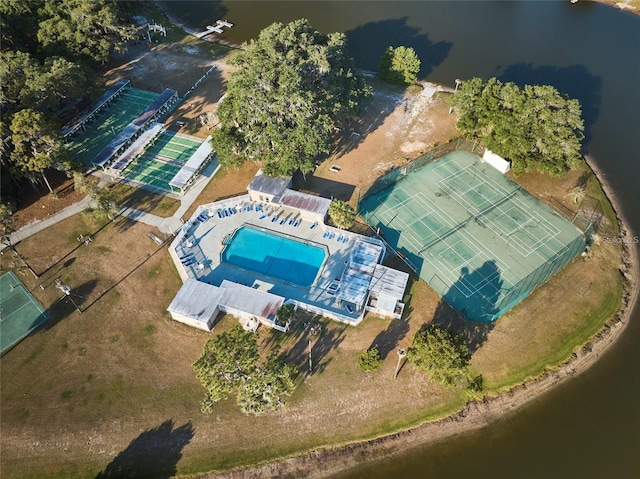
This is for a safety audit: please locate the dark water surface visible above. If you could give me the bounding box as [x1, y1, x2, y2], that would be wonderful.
[161, 2, 640, 477]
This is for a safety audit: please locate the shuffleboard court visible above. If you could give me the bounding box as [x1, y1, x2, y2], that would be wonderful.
[67, 88, 159, 164]
[359, 151, 587, 322]
[120, 131, 205, 194]
[0, 271, 48, 354]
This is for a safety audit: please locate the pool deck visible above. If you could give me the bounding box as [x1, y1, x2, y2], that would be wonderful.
[170, 196, 364, 323]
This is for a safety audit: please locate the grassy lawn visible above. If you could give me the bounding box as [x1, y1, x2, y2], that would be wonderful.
[0, 70, 627, 478]
[106, 182, 180, 217]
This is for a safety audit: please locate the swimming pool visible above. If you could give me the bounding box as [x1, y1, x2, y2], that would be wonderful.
[221, 226, 326, 288]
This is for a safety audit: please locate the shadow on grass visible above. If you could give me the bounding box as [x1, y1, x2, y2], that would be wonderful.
[266, 316, 347, 378]
[95, 419, 194, 479]
[368, 317, 410, 360]
[82, 240, 168, 312]
[37, 220, 112, 277]
[429, 300, 483, 353]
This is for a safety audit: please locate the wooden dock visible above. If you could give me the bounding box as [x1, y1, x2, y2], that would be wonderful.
[194, 20, 234, 39]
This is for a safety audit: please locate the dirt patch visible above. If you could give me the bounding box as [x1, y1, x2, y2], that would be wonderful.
[306, 83, 459, 203]
[11, 171, 85, 230]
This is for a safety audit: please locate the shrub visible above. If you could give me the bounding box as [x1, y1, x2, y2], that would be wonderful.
[328, 199, 356, 229]
[358, 347, 382, 372]
[407, 325, 470, 387]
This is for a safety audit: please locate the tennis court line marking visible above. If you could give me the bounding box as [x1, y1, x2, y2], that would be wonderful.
[435, 162, 565, 260]
[374, 187, 510, 294]
[370, 185, 515, 298]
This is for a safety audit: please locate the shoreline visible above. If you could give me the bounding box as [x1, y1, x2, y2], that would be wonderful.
[194, 157, 639, 479]
[154, 1, 244, 50]
[150, 8, 640, 479]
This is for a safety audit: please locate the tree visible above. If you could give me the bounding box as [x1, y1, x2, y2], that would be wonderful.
[37, 0, 136, 63]
[450, 77, 584, 176]
[212, 18, 371, 176]
[9, 109, 71, 193]
[407, 325, 470, 388]
[275, 304, 295, 328]
[73, 172, 120, 220]
[378, 46, 421, 85]
[357, 347, 382, 372]
[193, 325, 298, 415]
[0, 1, 40, 53]
[328, 199, 356, 229]
[0, 202, 15, 247]
[236, 352, 297, 415]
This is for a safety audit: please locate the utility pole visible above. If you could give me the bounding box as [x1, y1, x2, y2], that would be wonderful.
[394, 348, 407, 379]
[449, 78, 462, 114]
[56, 279, 82, 314]
[308, 339, 312, 374]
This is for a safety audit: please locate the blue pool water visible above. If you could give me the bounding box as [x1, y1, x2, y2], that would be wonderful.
[221, 226, 326, 287]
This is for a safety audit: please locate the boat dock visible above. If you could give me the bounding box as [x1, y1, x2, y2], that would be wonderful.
[195, 20, 234, 39]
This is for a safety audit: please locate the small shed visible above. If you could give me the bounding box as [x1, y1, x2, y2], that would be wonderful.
[247, 169, 291, 204]
[167, 279, 223, 331]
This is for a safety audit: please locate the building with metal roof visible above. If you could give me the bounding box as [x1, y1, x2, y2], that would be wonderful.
[247, 169, 291, 203]
[167, 279, 224, 331]
[167, 279, 288, 332]
[169, 136, 214, 194]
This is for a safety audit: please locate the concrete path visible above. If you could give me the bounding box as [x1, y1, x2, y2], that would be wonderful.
[3, 159, 220, 248]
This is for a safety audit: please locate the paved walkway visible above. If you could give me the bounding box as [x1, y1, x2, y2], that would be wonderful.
[3, 159, 220, 249]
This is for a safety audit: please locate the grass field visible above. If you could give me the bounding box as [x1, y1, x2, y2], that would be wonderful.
[0, 159, 624, 478]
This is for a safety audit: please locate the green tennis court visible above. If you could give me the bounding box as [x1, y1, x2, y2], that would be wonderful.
[359, 151, 587, 323]
[67, 88, 159, 164]
[0, 271, 48, 354]
[120, 131, 203, 193]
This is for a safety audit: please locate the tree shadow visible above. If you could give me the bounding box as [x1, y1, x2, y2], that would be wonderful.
[95, 419, 194, 479]
[114, 216, 138, 233]
[293, 171, 355, 202]
[368, 317, 409, 360]
[345, 17, 453, 78]
[282, 318, 347, 378]
[498, 63, 602, 146]
[13, 169, 74, 212]
[431, 260, 502, 353]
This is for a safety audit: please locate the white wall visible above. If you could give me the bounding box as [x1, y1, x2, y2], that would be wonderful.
[482, 149, 511, 174]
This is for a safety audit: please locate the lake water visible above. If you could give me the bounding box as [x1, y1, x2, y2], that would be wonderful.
[160, 1, 640, 477]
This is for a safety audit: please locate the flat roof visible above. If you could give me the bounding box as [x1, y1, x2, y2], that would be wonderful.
[369, 264, 409, 300]
[279, 190, 331, 217]
[169, 136, 213, 189]
[247, 169, 290, 197]
[335, 239, 384, 306]
[219, 280, 283, 321]
[167, 279, 223, 323]
[110, 122, 165, 172]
